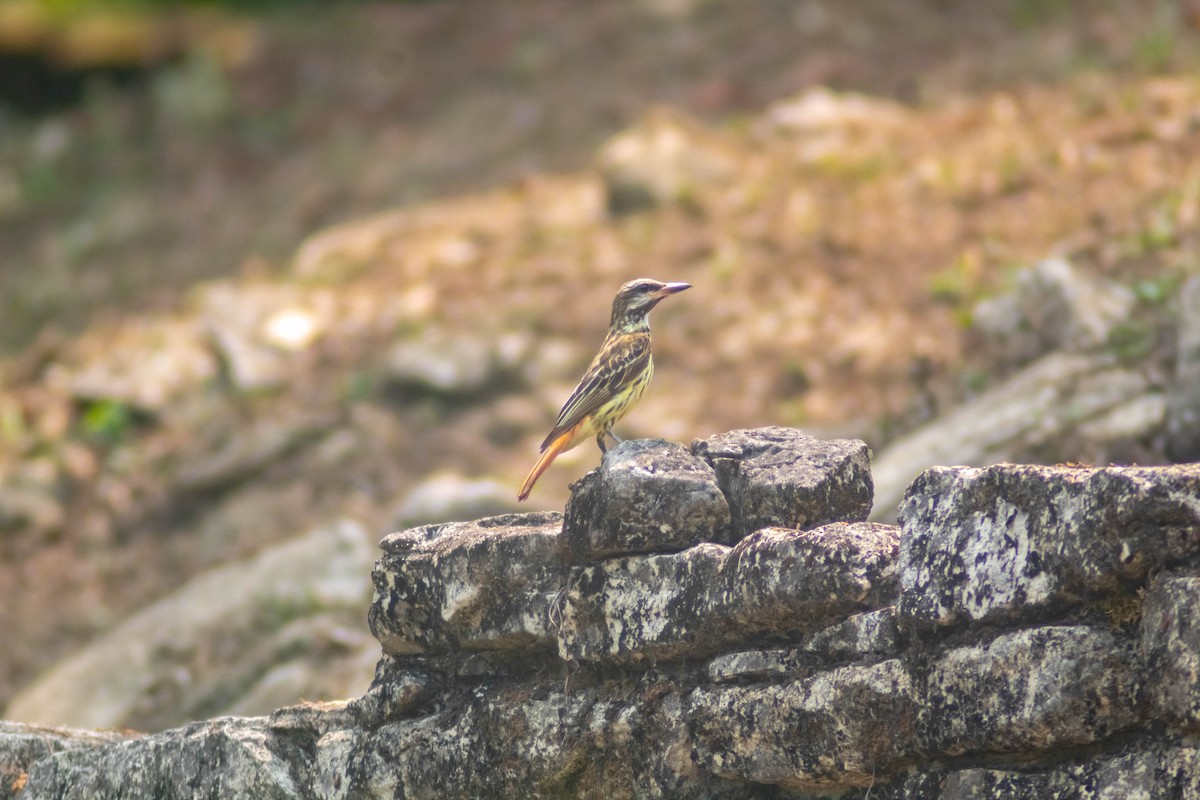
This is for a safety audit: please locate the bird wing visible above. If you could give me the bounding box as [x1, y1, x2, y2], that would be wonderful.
[540, 332, 651, 451]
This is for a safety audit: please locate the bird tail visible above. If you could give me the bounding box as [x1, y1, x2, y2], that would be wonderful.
[517, 423, 580, 501]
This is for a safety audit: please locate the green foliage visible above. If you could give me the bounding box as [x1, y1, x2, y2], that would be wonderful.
[1106, 319, 1157, 361]
[153, 50, 234, 126]
[1132, 274, 1177, 306]
[0, 402, 27, 445]
[1134, 26, 1176, 73]
[341, 370, 378, 404]
[1012, 0, 1068, 30]
[79, 398, 135, 445]
[928, 251, 982, 308]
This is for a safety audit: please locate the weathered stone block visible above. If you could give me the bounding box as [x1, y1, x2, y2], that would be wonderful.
[938, 746, 1200, 800]
[1140, 572, 1200, 731]
[369, 512, 566, 656]
[899, 464, 1200, 628]
[919, 626, 1139, 757]
[723, 523, 897, 620]
[557, 542, 726, 664]
[563, 438, 732, 560]
[558, 521, 898, 664]
[20, 717, 306, 800]
[0, 722, 129, 800]
[316, 676, 756, 800]
[690, 659, 918, 790]
[799, 605, 899, 663]
[691, 427, 873, 536]
[707, 607, 899, 683]
[707, 647, 799, 683]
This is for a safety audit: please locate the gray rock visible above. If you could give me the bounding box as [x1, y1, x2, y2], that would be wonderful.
[317, 676, 753, 800]
[198, 282, 332, 393]
[557, 521, 898, 664]
[557, 541, 726, 664]
[175, 410, 337, 494]
[707, 648, 800, 683]
[369, 512, 566, 656]
[598, 109, 738, 215]
[707, 607, 898, 683]
[0, 722, 129, 800]
[390, 471, 521, 528]
[761, 87, 907, 135]
[939, 746, 1199, 800]
[898, 463, 1200, 628]
[563, 438, 732, 560]
[13, 432, 1200, 799]
[4, 520, 374, 733]
[870, 352, 1159, 522]
[971, 257, 1136, 365]
[19, 716, 311, 800]
[384, 329, 530, 397]
[1168, 275, 1200, 462]
[691, 426, 873, 536]
[798, 605, 899, 663]
[1140, 572, 1200, 730]
[46, 316, 218, 412]
[919, 626, 1139, 757]
[839, 772, 946, 800]
[938, 767, 1074, 799]
[691, 658, 917, 790]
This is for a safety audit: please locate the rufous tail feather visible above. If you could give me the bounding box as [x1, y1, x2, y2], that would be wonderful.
[517, 423, 581, 501]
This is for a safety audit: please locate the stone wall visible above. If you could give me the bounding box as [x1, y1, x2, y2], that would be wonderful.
[5, 426, 1200, 799]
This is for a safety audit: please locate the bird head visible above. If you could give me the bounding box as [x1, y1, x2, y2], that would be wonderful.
[610, 279, 691, 332]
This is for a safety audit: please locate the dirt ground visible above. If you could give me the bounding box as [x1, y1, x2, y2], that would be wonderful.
[1, 0, 1198, 709]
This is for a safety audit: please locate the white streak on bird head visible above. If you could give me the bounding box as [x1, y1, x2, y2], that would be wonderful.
[609, 279, 691, 333]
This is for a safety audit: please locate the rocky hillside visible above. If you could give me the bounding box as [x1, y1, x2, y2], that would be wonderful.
[4, 427, 1200, 798]
[2, 0, 1199, 736]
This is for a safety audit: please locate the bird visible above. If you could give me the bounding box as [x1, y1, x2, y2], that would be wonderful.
[517, 278, 691, 501]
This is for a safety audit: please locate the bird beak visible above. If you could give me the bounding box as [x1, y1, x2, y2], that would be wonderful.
[654, 282, 691, 299]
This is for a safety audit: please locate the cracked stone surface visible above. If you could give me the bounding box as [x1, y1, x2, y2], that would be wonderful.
[919, 626, 1140, 757]
[369, 512, 567, 656]
[1140, 571, 1200, 731]
[691, 427, 873, 536]
[898, 463, 1200, 628]
[9, 437, 1200, 799]
[557, 521, 899, 664]
[563, 438, 732, 560]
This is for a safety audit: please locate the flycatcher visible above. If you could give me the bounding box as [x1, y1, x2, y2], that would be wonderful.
[518, 278, 691, 501]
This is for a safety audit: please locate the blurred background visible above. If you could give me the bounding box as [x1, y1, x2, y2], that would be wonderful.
[1, 0, 1198, 732]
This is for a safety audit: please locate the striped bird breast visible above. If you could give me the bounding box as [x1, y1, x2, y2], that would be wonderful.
[595, 354, 653, 426]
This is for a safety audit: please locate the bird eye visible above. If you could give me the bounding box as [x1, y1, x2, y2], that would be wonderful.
[639, 284, 655, 293]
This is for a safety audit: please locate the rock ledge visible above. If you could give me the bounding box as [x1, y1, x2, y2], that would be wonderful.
[5, 427, 1200, 799]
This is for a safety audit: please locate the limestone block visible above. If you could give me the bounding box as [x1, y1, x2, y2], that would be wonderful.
[19, 717, 308, 800]
[563, 439, 732, 560]
[707, 606, 898, 683]
[690, 659, 918, 790]
[691, 427, 873, 536]
[938, 746, 1200, 800]
[558, 521, 898, 664]
[0, 722, 129, 800]
[369, 512, 566, 656]
[920, 626, 1139, 757]
[899, 463, 1200, 628]
[315, 676, 756, 800]
[799, 605, 899, 663]
[1140, 572, 1200, 730]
